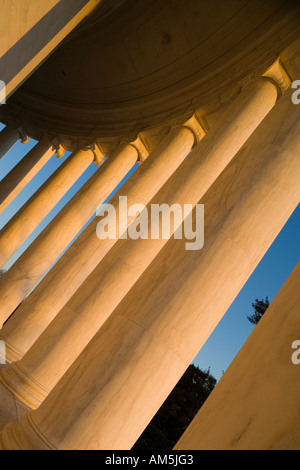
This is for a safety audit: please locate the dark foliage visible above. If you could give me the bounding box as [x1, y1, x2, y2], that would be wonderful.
[247, 297, 270, 325]
[133, 364, 216, 451]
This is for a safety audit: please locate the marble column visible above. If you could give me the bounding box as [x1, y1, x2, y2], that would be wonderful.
[0, 139, 58, 214]
[175, 261, 300, 450]
[1, 0, 101, 99]
[0, 125, 27, 160]
[0, 83, 298, 450]
[0, 140, 144, 326]
[0, 76, 276, 363]
[0, 76, 281, 408]
[0, 146, 98, 268]
[0, 118, 200, 359]
[0, 119, 202, 355]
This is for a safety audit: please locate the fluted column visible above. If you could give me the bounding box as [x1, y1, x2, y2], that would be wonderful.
[0, 146, 98, 268]
[0, 120, 200, 368]
[0, 125, 27, 160]
[0, 77, 280, 408]
[0, 140, 144, 326]
[175, 261, 300, 450]
[0, 76, 277, 364]
[0, 83, 298, 450]
[0, 119, 202, 354]
[0, 139, 58, 214]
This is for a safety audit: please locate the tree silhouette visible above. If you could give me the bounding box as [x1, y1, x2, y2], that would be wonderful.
[133, 365, 216, 450]
[247, 296, 270, 325]
[134, 295, 272, 450]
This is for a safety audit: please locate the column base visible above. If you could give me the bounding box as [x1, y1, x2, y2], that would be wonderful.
[0, 365, 30, 432]
[0, 363, 48, 410]
[0, 413, 55, 450]
[0, 337, 23, 364]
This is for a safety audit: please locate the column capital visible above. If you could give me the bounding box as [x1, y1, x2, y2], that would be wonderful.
[129, 135, 149, 164]
[17, 125, 29, 144]
[52, 138, 66, 159]
[263, 58, 292, 95]
[83, 143, 105, 166]
[183, 115, 206, 147]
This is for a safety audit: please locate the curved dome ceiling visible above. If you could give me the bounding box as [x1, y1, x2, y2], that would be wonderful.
[2, 0, 300, 148]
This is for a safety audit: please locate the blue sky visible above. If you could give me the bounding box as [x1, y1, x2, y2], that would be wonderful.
[0, 124, 138, 274]
[193, 205, 300, 381]
[0, 123, 299, 382]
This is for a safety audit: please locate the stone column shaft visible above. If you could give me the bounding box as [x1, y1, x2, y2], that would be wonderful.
[0, 139, 56, 214]
[175, 261, 300, 451]
[0, 123, 198, 355]
[0, 126, 23, 160]
[0, 142, 141, 326]
[0, 77, 280, 407]
[0, 0, 101, 99]
[0, 84, 298, 450]
[0, 147, 95, 269]
[0, 77, 276, 363]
